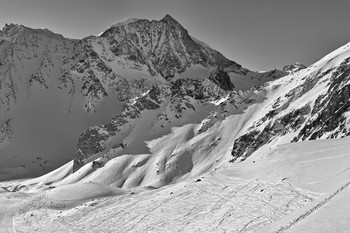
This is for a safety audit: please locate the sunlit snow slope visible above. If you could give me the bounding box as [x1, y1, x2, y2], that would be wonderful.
[2, 135, 350, 232]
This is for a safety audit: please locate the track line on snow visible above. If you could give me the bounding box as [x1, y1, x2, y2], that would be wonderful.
[12, 214, 17, 233]
[275, 179, 350, 232]
[0, 196, 20, 233]
[297, 152, 350, 164]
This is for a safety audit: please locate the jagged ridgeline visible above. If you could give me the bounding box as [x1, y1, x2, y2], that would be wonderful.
[0, 15, 286, 181]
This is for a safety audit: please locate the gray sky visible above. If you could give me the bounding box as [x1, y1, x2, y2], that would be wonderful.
[1, 0, 350, 71]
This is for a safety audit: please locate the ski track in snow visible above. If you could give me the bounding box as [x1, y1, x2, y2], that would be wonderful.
[0, 191, 42, 233]
[276, 178, 350, 232]
[9, 176, 319, 233]
[297, 152, 350, 164]
[0, 204, 14, 233]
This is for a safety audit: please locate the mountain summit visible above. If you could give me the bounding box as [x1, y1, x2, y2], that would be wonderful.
[100, 15, 239, 79]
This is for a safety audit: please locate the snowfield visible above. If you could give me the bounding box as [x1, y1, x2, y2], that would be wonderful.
[1, 136, 350, 232]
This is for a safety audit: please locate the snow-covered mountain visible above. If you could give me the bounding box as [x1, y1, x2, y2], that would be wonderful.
[0, 16, 284, 181]
[2, 14, 350, 232]
[100, 14, 240, 79]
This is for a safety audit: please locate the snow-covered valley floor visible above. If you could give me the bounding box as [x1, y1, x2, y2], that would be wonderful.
[8, 176, 319, 233]
[2, 137, 350, 232]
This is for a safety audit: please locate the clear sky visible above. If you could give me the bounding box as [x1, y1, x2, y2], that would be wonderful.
[1, 0, 350, 71]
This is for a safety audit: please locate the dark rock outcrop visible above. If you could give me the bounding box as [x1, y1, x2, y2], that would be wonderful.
[293, 57, 350, 141]
[209, 69, 234, 91]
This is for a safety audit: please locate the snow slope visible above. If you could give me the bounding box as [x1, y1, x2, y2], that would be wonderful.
[288, 187, 350, 232]
[2, 135, 350, 232]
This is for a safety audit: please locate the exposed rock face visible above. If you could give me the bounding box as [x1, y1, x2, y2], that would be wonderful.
[294, 57, 350, 141]
[209, 69, 234, 91]
[100, 15, 240, 79]
[0, 23, 82, 115]
[0, 119, 13, 144]
[231, 105, 311, 162]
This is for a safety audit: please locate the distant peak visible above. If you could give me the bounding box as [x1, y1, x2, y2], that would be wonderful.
[2, 23, 22, 31]
[101, 15, 185, 38]
[1, 23, 24, 37]
[161, 14, 180, 24]
[34, 28, 65, 39]
[0, 23, 65, 40]
[162, 14, 175, 21]
[107, 15, 182, 29]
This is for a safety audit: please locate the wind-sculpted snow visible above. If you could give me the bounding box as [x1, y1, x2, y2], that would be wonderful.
[4, 133, 350, 232]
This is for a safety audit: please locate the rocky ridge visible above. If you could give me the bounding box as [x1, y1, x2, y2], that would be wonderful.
[231, 43, 350, 162]
[100, 15, 240, 79]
